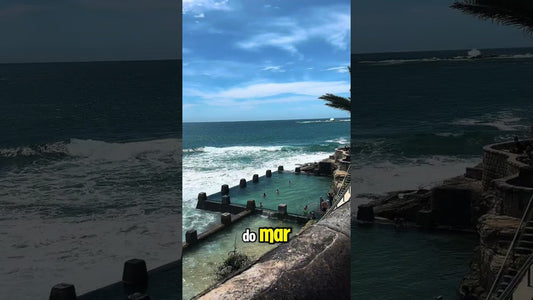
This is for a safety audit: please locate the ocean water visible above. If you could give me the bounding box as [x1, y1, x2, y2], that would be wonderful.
[204, 171, 332, 215]
[182, 119, 350, 238]
[182, 216, 304, 299]
[352, 47, 533, 298]
[0, 60, 182, 298]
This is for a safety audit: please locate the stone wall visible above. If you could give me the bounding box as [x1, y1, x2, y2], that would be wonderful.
[195, 202, 351, 300]
[482, 142, 525, 190]
[493, 178, 533, 218]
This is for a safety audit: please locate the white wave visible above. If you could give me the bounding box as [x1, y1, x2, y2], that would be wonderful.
[182, 148, 332, 235]
[0, 137, 182, 298]
[506, 53, 533, 59]
[325, 137, 349, 144]
[352, 155, 480, 206]
[0, 142, 68, 158]
[297, 119, 350, 124]
[66, 138, 180, 161]
[199, 145, 284, 154]
[435, 132, 464, 137]
[451, 111, 526, 131]
[0, 215, 180, 298]
[0, 138, 181, 161]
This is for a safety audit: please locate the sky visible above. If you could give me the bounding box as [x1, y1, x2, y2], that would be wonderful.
[182, 0, 351, 122]
[353, 0, 533, 54]
[0, 0, 180, 63]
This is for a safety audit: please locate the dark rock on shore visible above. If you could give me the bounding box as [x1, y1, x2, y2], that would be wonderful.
[354, 175, 487, 230]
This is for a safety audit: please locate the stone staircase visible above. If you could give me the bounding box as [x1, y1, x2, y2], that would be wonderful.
[333, 166, 351, 205]
[487, 194, 533, 299]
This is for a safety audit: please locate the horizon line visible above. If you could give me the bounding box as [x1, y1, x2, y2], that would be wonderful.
[352, 45, 533, 56]
[183, 117, 351, 123]
[0, 58, 181, 65]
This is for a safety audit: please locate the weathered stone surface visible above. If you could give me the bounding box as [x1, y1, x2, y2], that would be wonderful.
[221, 184, 229, 196]
[464, 214, 520, 295]
[318, 160, 334, 176]
[365, 190, 431, 222]
[221, 213, 232, 225]
[197, 204, 350, 300]
[318, 202, 350, 236]
[356, 204, 375, 222]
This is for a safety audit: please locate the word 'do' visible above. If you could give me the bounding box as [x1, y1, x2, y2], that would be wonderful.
[241, 227, 292, 244]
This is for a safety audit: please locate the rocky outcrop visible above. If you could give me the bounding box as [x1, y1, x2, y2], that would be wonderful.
[461, 214, 519, 298]
[354, 175, 487, 230]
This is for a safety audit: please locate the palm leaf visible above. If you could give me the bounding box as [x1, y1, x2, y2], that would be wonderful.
[319, 93, 351, 112]
[318, 66, 351, 113]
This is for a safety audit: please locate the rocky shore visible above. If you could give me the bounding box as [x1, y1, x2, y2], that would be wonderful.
[353, 140, 533, 299]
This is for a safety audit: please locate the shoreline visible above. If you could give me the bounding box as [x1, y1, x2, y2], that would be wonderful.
[354, 138, 533, 299]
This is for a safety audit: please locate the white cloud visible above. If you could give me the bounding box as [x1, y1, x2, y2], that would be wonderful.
[183, 60, 258, 78]
[200, 95, 320, 107]
[194, 13, 205, 18]
[262, 65, 285, 72]
[326, 66, 349, 73]
[194, 80, 349, 100]
[236, 7, 350, 55]
[183, 0, 230, 14]
[183, 103, 197, 109]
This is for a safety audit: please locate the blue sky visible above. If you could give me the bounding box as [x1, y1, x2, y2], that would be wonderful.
[182, 0, 351, 122]
[353, 0, 533, 54]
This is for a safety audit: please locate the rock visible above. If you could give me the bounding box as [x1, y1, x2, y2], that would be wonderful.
[468, 214, 520, 292]
[367, 190, 431, 222]
[356, 204, 374, 222]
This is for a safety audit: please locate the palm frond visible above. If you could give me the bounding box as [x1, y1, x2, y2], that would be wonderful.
[318, 65, 351, 113]
[319, 93, 351, 112]
[451, 1, 533, 33]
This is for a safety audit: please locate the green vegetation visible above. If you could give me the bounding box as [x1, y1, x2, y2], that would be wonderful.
[214, 235, 252, 281]
[215, 251, 252, 281]
[319, 66, 351, 113]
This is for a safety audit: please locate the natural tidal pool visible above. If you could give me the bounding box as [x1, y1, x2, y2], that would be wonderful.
[182, 215, 304, 299]
[351, 223, 477, 299]
[205, 171, 332, 215]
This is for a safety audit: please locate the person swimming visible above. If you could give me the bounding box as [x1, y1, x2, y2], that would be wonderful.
[276, 189, 279, 194]
[263, 193, 266, 197]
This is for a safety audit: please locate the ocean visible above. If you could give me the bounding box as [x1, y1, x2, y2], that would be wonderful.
[0, 60, 182, 298]
[182, 119, 350, 237]
[351, 47, 533, 298]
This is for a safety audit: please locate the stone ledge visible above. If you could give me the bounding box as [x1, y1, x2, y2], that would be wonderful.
[196, 204, 350, 300]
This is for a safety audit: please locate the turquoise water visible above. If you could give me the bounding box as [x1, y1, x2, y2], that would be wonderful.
[206, 171, 332, 215]
[182, 119, 349, 237]
[352, 224, 477, 299]
[183, 216, 304, 299]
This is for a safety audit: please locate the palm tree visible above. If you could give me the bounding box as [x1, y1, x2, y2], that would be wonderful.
[318, 66, 351, 113]
[451, 0, 533, 33]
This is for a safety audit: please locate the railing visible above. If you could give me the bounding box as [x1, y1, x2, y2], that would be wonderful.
[323, 165, 351, 218]
[487, 191, 533, 299]
[497, 254, 533, 300]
